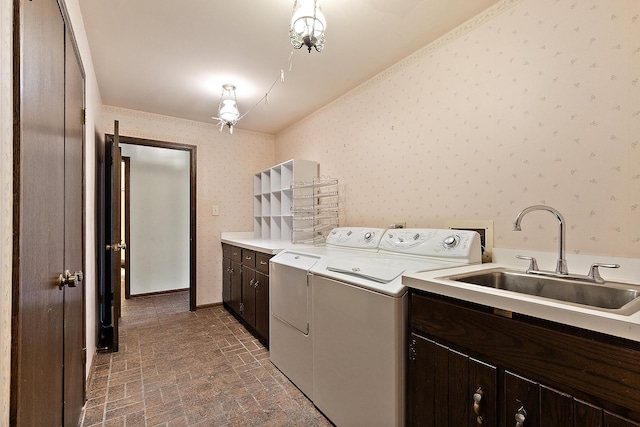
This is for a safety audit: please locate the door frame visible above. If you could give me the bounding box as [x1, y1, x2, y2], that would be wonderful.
[122, 156, 131, 299]
[104, 134, 197, 311]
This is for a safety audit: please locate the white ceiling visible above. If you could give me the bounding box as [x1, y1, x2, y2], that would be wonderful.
[79, 0, 499, 135]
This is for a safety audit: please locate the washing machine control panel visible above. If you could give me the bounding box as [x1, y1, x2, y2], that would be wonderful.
[379, 228, 482, 261]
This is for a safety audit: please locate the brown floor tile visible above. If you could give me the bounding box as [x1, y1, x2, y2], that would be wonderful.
[80, 290, 331, 427]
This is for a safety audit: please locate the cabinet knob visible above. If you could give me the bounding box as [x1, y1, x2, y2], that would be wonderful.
[254, 280, 260, 289]
[514, 406, 527, 427]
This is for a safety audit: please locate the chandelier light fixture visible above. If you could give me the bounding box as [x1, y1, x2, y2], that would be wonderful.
[290, 0, 326, 53]
[215, 84, 240, 134]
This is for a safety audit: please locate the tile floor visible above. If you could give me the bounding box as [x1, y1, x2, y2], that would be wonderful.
[80, 291, 332, 426]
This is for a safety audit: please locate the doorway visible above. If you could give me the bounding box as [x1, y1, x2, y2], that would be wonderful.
[97, 134, 197, 352]
[120, 143, 191, 297]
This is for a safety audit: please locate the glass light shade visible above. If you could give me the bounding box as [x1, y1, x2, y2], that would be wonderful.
[219, 100, 239, 122]
[216, 84, 240, 133]
[290, 0, 326, 52]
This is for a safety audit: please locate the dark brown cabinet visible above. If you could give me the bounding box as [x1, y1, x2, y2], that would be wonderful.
[408, 334, 497, 427]
[408, 291, 640, 427]
[222, 244, 242, 314]
[222, 244, 272, 347]
[254, 261, 270, 343]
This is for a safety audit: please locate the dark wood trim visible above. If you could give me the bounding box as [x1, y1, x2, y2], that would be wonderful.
[123, 156, 131, 300]
[105, 134, 197, 311]
[127, 288, 189, 298]
[57, 0, 86, 80]
[190, 143, 197, 312]
[10, 0, 22, 423]
[197, 302, 224, 310]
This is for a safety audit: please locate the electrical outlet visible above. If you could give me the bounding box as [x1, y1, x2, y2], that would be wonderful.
[390, 222, 406, 229]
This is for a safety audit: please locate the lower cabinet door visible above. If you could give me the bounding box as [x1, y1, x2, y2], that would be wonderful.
[230, 260, 242, 314]
[468, 358, 497, 427]
[505, 371, 540, 427]
[254, 270, 269, 344]
[407, 334, 497, 427]
[241, 267, 256, 326]
[604, 412, 640, 427]
[222, 257, 231, 305]
[540, 386, 574, 427]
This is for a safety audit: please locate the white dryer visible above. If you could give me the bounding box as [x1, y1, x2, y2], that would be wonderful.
[310, 228, 482, 427]
[269, 227, 386, 399]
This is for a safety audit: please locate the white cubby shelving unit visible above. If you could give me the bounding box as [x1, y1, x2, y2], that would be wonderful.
[290, 177, 339, 244]
[253, 159, 318, 240]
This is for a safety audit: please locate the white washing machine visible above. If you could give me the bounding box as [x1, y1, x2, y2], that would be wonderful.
[310, 228, 482, 427]
[269, 227, 386, 399]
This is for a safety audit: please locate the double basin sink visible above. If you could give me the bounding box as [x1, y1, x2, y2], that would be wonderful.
[439, 268, 640, 315]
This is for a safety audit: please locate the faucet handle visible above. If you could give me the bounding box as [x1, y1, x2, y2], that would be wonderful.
[516, 255, 539, 273]
[587, 263, 620, 284]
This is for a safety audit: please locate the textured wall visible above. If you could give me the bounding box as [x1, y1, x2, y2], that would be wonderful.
[102, 106, 275, 305]
[276, 0, 640, 259]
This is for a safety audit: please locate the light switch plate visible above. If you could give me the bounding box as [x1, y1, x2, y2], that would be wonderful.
[212, 204, 219, 216]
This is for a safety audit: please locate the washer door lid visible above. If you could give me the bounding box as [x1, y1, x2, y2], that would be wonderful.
[325, 259, 404, 283]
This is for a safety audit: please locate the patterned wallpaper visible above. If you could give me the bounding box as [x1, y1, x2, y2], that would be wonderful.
[0, 0, 12, 420]
[276, 0, 640, 259]
[102, 106, 275, 305]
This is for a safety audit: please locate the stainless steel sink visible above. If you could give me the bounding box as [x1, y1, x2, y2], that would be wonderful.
[440, 268, 640, 314]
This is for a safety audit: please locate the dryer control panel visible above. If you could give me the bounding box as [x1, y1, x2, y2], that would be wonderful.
[325, 227, 386, 250]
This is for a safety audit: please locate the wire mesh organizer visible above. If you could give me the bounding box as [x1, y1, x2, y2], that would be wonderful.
[290, 177, 339, 244]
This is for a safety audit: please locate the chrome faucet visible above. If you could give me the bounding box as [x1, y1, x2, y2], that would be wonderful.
[513, 205, 568, 275]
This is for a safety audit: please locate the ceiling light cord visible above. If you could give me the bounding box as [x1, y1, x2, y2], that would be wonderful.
[236, 51, 294, 123]
[214, 51, 296, 133]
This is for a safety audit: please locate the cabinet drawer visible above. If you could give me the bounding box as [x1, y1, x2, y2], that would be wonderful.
[229, 246, 242, 263]
[242, 249, 256, 268]
[222, 243, 231, 259]
[256, 253, 272, 274]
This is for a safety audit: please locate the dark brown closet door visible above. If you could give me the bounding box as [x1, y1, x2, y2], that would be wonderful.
[63, 26, 86, 426]
[12, 0, 66, 424]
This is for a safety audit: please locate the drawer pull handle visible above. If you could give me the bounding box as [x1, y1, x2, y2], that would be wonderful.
[260, 261, 268, 265]
[246, 256, 252, 260]
[473, 387, 483, 425]
[515, 406, 526, 427]
[408, 339, 416, 361]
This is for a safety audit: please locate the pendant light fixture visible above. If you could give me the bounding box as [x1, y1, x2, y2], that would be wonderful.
[215, 84, 240, 134]
[290, 0, 326, 53]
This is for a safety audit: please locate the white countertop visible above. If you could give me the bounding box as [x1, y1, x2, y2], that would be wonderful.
[403, 262, 640, 343]
[222, 234, 640, 342]
[221, 232, 311, 254]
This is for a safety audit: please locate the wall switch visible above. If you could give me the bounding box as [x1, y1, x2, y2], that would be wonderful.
[212, 204, 219, 216]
